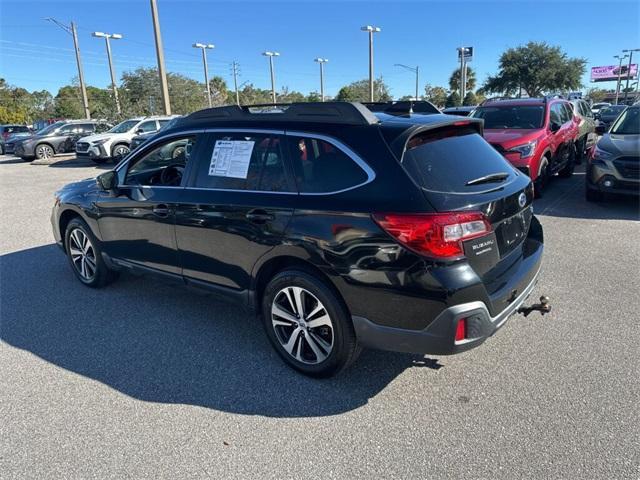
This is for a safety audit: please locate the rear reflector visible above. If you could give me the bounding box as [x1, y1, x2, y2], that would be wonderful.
[455, 318, 467, 342]
[372, 211, 491, 259]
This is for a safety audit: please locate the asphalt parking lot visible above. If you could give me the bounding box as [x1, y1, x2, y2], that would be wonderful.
[1, 154, 639, 479]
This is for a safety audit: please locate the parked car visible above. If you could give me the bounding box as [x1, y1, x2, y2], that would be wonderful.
[442, 106, 476, 116]
[129, 116, 183, 152]
[586, 104, 639, 201]
[569, 99, 597, 161]
[591, 102, 611, 116]
[52, 102, 545, 377]
[13, 120, 111, 161]
[0, 125, 32, 154]
[470, 97, 579, 195]
[76, 116, 178, 163]
[595, 105, 627, 131]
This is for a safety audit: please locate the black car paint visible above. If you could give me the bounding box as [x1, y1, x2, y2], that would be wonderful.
[52, 108, 544, 356]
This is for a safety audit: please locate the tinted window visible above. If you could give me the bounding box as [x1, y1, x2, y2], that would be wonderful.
[470, 105, 544, 129]
[192, 132, 293, 192]
[401, 128, 517, 193]
[611, 107, 640, 134]
[287, 136, 368, 193]
[138, 120, 158, 133]
[561, 104, 573, 122]
[124, 135, 198, 186]
[550, 104, 563, 125]
[58, 124, 76, 134]
[77, 123, 95, 133]
[95, 123, 111, 133]
[4, 126, 29, 133]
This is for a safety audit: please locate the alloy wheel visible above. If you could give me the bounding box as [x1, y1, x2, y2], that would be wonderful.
[271, 286, 334, 365]
[36, 145, 53, 159]
[113, 145, 130, 159]
[68, 228, 97, 281]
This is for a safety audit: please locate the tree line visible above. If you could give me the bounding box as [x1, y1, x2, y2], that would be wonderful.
[0, 42, 589, 124]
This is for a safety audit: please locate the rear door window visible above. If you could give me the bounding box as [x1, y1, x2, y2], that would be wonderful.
[286, 136, 368, 193]
[192, 132, 294, 193]
[401, 127, 517, 193]
[138, 120, 158, 133]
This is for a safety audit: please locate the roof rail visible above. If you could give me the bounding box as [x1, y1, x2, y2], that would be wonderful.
[361, 100, 439, 114]
[185, 102, 380, 126]
[479, 96, 514, 106]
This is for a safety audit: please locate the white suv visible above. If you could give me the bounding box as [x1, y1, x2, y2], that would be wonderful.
[76, 116, 177, 163]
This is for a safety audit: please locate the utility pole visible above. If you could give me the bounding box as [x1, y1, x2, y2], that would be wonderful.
[394, 64, 419, 100]
[262, 51, 279, 103]
[92, 31, 123, 115]
[231, 61, 240, 106]
[458, 47, 466, 106]
[193, 43, 214, 107]
[622, 48, 640, 104]
[45, 18, 90, 119]
[614, 54, 628, 105]
[361, 26, 381, 102]
[149, 0, 171, 114]
[314, 58, 328, 102]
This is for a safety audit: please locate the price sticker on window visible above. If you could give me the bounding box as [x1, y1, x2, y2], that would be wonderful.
[208, 140, 255, 178]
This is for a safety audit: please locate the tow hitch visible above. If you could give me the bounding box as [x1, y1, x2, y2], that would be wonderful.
[518, 296, 551, 317]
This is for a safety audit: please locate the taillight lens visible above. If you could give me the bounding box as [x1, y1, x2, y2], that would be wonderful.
[372, 211, 491, 259]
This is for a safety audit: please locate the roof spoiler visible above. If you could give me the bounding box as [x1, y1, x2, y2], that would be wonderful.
[185, 102, 380, 126]
[361, 100, 439, 114]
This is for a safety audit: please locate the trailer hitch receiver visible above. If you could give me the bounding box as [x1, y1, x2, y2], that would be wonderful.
[517, 296, 551, 317]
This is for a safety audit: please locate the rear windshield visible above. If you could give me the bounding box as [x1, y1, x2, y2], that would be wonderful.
[401, 127, 517, 193]
[471, 105, 545, 129]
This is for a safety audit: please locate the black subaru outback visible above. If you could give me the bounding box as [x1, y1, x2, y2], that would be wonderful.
[51, 102, 545, 377]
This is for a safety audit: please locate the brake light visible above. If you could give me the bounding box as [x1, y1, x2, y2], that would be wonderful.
[372, 211, 491, 259]
[455, 318, 467, 342]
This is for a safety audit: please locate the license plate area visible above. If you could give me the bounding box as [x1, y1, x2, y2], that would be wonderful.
[496, 207, 532, 257]
[463, 232, 500, 275]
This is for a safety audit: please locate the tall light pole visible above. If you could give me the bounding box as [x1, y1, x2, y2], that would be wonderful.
[314, 58, 328, 102]
[193, 43, 215, 107]
[92, 31, 123, 115]
[394, 64, 419, 100]
[149, 0, 171, 115]
[614, 54, 628, 105]
[622, 48, 640, 104]
[361, 25, 381, 102]
[262, 51, 280, 103]
[45, 18, 90, 119]
[231, 61, 241, 106]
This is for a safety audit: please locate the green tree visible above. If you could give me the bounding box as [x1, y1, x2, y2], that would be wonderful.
[54, 85, 85, 118]
[423, 84, 448, 107]
[484, 41, 586, 97]
[306, 91, 322, 102]
[208, 76, 229, 106]
[445, 91, 461, 107]
[336, 78, 391, 102]
[449, 67, 476, 94]
[278, 87, 306, 103]
[463, 91, 477, 106]
[586, 88, 611, 103]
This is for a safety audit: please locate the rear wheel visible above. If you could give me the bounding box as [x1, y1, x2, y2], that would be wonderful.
[262, 270, 360, 377]
[574, 138, 585, 164]
[65, 217, 118, 288]
[35, 143, 54, 160]
[558, 144, 576, 178]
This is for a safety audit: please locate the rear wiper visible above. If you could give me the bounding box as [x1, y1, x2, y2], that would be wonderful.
[465, 172, 510, 186]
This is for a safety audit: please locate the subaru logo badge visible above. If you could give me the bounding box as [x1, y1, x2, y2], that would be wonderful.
[518, 192, 527, 208]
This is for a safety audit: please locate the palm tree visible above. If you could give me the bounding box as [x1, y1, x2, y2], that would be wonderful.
[448, 67, 476, 96]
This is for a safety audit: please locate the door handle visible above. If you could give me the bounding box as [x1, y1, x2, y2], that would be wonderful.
[246, 209, 274, 223]
[153, 204, 170, 217]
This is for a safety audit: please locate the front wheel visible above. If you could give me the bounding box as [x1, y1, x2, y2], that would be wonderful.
[65, 217, 118, 288]
[35, 143, 54, 160]
[262, 270, 360, 377]
[111, 144, 130, 162]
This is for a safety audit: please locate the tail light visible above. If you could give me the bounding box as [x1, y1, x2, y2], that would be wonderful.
[372, 211, 491, 259]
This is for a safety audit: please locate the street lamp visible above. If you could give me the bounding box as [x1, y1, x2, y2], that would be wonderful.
[314, 58, 328, 102]
[193, 43, 215, 107]
[394, 64, 419, 101]
[361, 25, 381, 102]
[92, 31, 123, 115]
[622, 48, 640, 103]
[614, 54, 629, 105]
[262, 51, 280, 103]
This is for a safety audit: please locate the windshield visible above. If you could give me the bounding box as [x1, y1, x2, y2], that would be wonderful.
[36, 122, 64, 136]
[471, 105, 544, 129]
[601, 106, 626, 116]
[108, 120, 139, 134]
[158, 117, 180, 131]
[610, 108, 640, 135]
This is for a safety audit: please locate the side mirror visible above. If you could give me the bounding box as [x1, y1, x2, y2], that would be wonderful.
[550, 122, 561, 133]
[595, 124, 607, 135]
[136, 128, 144, 135]
[97, 170, 118, 191]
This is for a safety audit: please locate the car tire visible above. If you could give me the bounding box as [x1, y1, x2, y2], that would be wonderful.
[575, 138, 585, 164]
[64, 217, 118, 288]
[111, 143, 130, 162]
[34, 143, 55, 160]
[262, 269, 361, 377]
[0, 144, 4, 155]
[585, 185, 604, 202]
[534, 157, 549, 198]
[558, 144, 576, 178]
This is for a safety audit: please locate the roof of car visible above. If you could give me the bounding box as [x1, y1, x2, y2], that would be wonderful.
[479, 98, 550, 107]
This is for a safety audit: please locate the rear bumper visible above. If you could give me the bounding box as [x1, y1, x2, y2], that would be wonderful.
[353, 265, 541, 355]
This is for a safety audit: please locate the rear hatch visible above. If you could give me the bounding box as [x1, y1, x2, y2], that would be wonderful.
[399, 124, 536, 311]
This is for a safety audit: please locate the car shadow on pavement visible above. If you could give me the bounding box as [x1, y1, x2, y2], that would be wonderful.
[47, 158, 114, 170]
[1, 244, 440, 418]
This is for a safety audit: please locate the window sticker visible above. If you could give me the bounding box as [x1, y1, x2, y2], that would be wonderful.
[208, 140, 255, 178]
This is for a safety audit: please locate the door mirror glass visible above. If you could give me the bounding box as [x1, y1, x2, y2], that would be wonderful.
[97, 170, 118, 191]
[136, 128, 144, 135]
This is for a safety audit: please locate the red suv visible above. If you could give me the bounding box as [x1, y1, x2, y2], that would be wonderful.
[470, 97, 579, 194]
